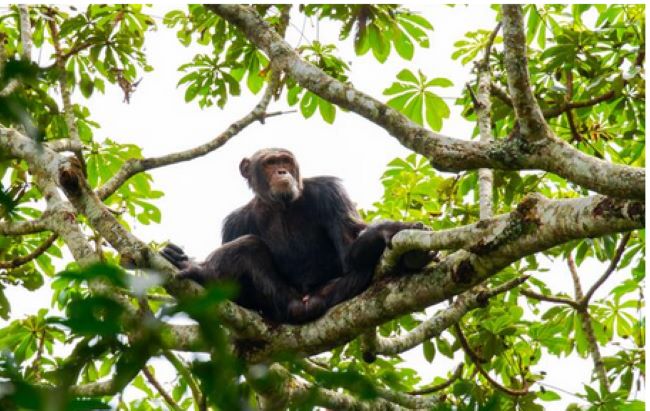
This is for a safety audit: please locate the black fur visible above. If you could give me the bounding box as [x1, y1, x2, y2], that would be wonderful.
[162, 151, 428, 324]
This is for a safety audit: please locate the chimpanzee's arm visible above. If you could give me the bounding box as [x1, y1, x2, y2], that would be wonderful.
[310, 177, 366, 269]
[221, 205, 257, 243]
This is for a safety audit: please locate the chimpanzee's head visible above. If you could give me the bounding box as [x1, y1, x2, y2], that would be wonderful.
[239, 148, 303, 205]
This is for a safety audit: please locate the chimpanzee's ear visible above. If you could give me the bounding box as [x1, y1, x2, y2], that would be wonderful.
[239, 158, 251, 179]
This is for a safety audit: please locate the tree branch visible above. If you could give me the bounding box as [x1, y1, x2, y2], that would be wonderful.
[407, 363, 463, 395]
[519, 289, 579, 308]
[161, 193, 642, 362]
[207, 4, 644, 200]
[18, 5, 32, 60]
[142, 365, 182, 411]
[299, 359, 443, 410]
[247, 363, 403, 411]
[46, 7, 86, 174]
[543, 90, 618, 118]
[96, 77, 283, 200]
[501, 5, 548, 141]
[0, 218, 50, 236]
[476, 23, 500, 220]
[456, 324, 529, 396]
[0, 233, 58, 269]
[162, 350, 205, 410]
[580, 232, 631, 305]
[368, 276, 528, 357]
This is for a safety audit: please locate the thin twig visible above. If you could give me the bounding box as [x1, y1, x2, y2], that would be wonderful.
[142, 365, 182, 411]
[455, 324, 529, 396]
[0, 233, 58, 269]
[567, 253, 585, 300]
[520, 289, 579, 308]
[481, 22, 502, 67]
[581, 232, 632, 305]
[163, 350, 205, 411]
[408, 363, 463, 395]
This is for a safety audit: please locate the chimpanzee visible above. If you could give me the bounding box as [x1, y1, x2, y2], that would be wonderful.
[161, 148, 428, 324]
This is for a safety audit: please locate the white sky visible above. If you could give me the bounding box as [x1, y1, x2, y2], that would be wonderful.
[4, 4, 643, 408]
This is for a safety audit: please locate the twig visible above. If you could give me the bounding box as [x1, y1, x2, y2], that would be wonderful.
[481, 22, 502, 68]
[567, 250, 611, 392]
[28, 330, 46, 380]
[465, 82, 479, 108]
[455, 324, 529, 396]
[453, 323, 487, 363]
[520, 289, 579, 308]
[567, 253, 585, 299]
[581, 232, 631, 305]
[300, 359, 442, 409]
[408, 363, 463, 395]
[163, 350, 205, 411]
[142, 365, 182, 411]
[0, 233, 58, 269]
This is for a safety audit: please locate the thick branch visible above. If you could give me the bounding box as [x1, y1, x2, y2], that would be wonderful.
[207, 4, 493, 172]
[501, 5, 548, 141]
[208, 4, 644, 200]
[0, 218, 50, 236]
[166, 194, 642, 362]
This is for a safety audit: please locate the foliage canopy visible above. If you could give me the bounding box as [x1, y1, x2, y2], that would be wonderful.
[0, 4, 645, 411]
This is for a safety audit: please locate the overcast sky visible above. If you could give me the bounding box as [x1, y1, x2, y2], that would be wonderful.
[5, 4, 642, 407]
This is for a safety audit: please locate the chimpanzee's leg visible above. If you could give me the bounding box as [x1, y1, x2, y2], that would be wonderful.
[304, 221, 432, 314]
[169, 235, 302, 323]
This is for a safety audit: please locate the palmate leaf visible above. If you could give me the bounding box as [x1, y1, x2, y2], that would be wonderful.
[383, 69, 452, 131]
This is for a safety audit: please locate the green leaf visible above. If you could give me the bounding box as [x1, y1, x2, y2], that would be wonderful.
[436, 337, 454, 358]
[369, 24, 390, 63]
[399, 13, 434, 30]
[300, 91, 318, 118]
[396, 69, 418, 84]
[79, 75, 95, 98]
[393, 30, 414, 60]
[402, 92, 423, 125]
[422, 339, 436, 362]
[318, 99, 336, 124]
[424, 92, 449, 131]
[386, 92, 415, 111]
[537, 390, 561, 401]
[425, 77, 453, 88]
[355, 29, 371, 56]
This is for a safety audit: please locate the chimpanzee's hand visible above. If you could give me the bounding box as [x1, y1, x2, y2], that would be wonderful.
[160, 242, 192, 270]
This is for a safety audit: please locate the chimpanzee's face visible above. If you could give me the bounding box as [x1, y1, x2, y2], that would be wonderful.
[261, 151, 300, 202]
[240, 148, 303, 205]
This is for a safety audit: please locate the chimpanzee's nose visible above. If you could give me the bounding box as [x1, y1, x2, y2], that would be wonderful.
[278, 169, 287, 175]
